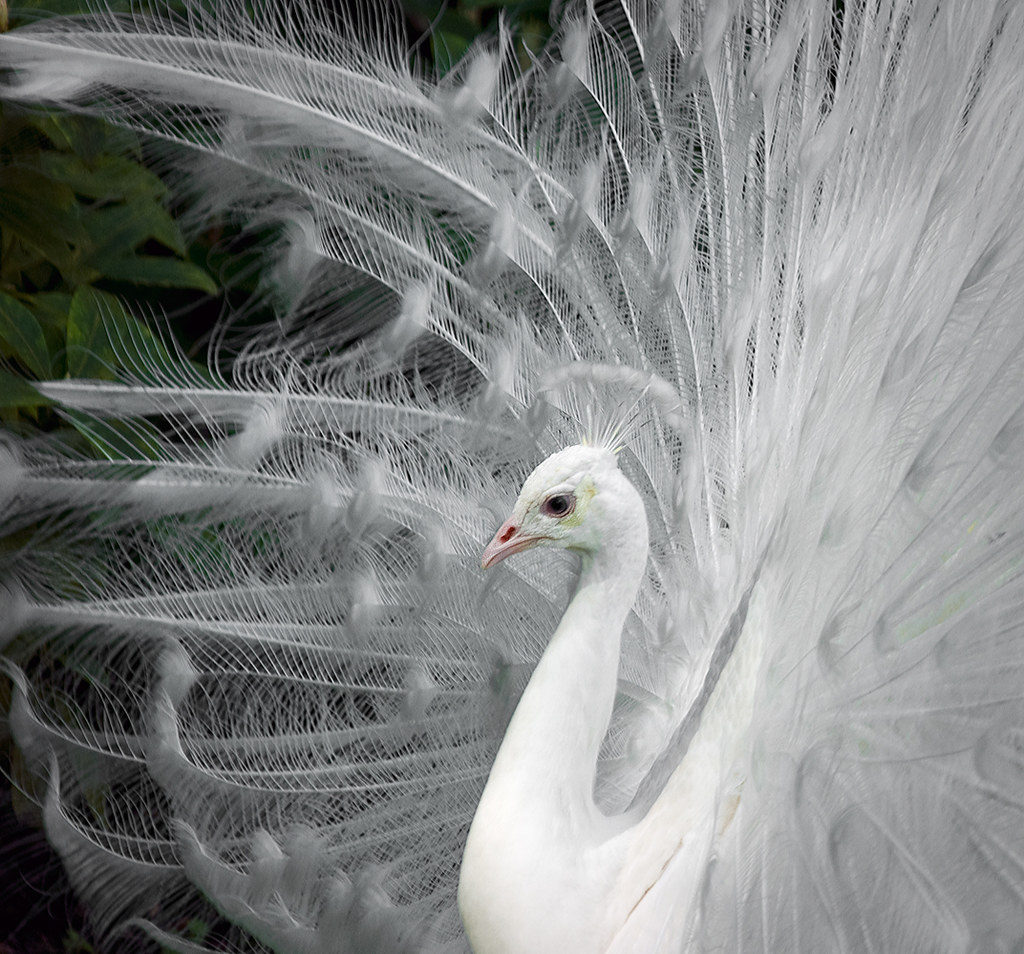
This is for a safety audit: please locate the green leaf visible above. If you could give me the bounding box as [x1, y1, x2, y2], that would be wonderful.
[22, 112, 80, 151]
[0, 292, 52, 377]
[0, 369, 54, 409]
[66, 287, 118, 379]
[65, 409, 164, 461]
[25, 293, 74, 375]
[66, 286, 215, 385]
[433, 29, 473, 71]
[20, 108, 139, 160]
[95, 255, 218, 294]
[81, 202, 187, 257]
[0, 167, 85, 271]
[36, 152, 167, 201]
[184, 919, 210, 944]
[61, 928, 96, 954]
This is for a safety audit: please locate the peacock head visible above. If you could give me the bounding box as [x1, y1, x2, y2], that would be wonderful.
[481, 444, 645, 569]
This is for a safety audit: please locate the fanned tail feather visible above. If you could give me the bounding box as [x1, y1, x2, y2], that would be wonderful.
[2, 0, 1023, 951]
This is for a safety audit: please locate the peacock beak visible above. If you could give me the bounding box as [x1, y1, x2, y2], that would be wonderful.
[481, 518, 544, 569]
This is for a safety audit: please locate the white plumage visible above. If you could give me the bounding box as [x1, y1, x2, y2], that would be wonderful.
[2, 1, 1024, 952]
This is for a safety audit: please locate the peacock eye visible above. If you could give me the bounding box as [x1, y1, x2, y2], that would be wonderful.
[541, 493, 575, 518]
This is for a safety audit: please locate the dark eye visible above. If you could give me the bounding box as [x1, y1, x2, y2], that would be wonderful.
[541, 493, 575, 518]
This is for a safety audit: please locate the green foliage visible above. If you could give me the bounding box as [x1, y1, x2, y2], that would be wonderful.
[184, 917, 211, 944]
[63, 927, 97, 954]
[0, 1, 553, 433]
[0, 104, 217, 428]
[401, 0, 554, 74]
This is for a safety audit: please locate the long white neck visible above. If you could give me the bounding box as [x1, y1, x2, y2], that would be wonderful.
[459, 514, 648, 954]
[489, 541, 647, 822]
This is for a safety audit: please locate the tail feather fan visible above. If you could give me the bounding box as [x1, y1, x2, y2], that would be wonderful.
[2, 0, 1024, 951]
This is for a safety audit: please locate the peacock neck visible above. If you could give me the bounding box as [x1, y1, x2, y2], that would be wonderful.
[459, 517, 648, 954]
[487, 539, 647, 825]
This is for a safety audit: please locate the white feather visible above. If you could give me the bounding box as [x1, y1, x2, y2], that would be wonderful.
[1, 0, 1023, 951]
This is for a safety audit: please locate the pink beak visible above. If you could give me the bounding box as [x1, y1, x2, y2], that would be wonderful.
[481, 518, 544, 569]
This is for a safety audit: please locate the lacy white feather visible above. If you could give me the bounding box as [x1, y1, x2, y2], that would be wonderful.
[2, 0, 1023, 951]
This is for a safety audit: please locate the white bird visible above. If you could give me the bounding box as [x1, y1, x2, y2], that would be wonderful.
[461, 446, 653, 954]
[2, 1, 1024, 952]
[460, 443, 758, 953]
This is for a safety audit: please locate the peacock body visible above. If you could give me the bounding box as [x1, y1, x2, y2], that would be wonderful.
[2, 0, 1024, 951]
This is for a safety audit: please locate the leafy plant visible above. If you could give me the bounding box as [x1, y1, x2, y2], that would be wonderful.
[0, 104, 217, 428]
[403, 0, 554, 72]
